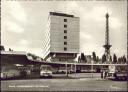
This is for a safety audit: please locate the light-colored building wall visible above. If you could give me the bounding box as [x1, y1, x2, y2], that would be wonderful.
[42, 12, 80, 62]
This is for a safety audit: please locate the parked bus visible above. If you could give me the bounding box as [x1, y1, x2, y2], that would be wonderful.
[1, 65, 21, 79]
[40, 65, 53, 78]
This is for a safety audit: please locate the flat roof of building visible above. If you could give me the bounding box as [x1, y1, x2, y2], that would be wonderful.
[1, 51, 26, 55]
[50, 12, 74, 17]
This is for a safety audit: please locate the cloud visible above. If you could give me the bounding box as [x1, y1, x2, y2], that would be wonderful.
[8, 1, 27, 23]
[80, 32, 92, 40]
[110, 17, 122, 29]
[19, 39, 29, 46]
[82, 6, 112, 22]
[1, 1, 27, 33]
[27, 48, 43, 57]
[82, 6, 122, 30]
[56, 1, 79, 15]
[5, 21, 24, 33]
[67, 1, 78, 10]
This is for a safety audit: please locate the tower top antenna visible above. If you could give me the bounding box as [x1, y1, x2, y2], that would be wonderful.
[106, 13, 109, 18]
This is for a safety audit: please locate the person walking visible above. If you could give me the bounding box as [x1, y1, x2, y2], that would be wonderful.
[103, 70, 105, 79]
[104, 70, 106, 78]
[105, 70, 108, 78]
[101, 70, 103, 79]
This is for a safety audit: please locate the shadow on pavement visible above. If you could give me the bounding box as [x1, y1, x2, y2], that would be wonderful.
[1, 74, 76, 81]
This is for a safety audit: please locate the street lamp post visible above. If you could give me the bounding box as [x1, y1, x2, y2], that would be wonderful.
[75, 60, 77, 77]
[91, 60, 94, 78]
[65, 54, 68, 77]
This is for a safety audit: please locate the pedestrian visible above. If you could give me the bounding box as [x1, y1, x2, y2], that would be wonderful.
[103, 70, 105, 79]
[101, 70, 103, 79]
[105, 70, 107, 78]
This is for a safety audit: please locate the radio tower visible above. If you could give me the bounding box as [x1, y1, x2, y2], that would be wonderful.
[103, 13, 112, 63]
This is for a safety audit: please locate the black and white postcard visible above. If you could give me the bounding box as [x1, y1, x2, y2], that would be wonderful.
[1, 0, 127, 91]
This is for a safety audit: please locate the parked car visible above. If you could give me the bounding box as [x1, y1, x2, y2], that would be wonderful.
[18, 66, 31, 77]
[114, 71, 127, 80]
[108, 65, 127, 80]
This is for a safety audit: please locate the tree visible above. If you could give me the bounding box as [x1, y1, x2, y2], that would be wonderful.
[92, 52, 96, 61]
[110, 56, 112, 62]
[41, 58, 44, 61]
[102, 54, 106, 63]
[27, 53, 32, 56]
[81, 53, 85, 61]
[78, 56, 81, 63]
[96, 56, 99, 63]
[122, 55, 126, 64]
[113, 54, 117, 64]
[31, 55, 37, 60]
[84, 56, 87, 63]
[118, 57, 122, 64]
[0, 45, 5, 51]
[80, 53, 87, 63]
[27, 53, 38, 60]
[9, 48, 13, 51]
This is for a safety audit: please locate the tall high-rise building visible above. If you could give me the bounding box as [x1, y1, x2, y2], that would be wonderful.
[42, 12, 80, 62]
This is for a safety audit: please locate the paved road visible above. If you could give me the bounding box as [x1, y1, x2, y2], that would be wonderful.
[1, 73, 127, 91]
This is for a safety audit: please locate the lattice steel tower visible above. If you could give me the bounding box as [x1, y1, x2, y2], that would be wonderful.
[103, 13, 112, 62]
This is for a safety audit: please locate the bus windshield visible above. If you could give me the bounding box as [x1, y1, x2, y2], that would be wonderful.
[40, 65, 52, 71]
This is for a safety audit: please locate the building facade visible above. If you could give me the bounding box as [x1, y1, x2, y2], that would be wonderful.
[42, 12, 80, 62]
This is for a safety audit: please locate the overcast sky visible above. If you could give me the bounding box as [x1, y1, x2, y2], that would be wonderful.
[1, 0, 127, 58]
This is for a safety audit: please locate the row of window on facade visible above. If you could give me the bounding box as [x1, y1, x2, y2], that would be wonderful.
[64, 18, 67, 51]
[64, 19, 67, 22]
